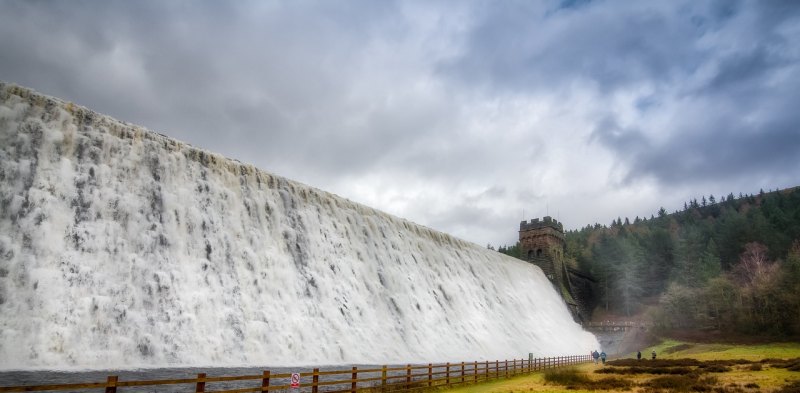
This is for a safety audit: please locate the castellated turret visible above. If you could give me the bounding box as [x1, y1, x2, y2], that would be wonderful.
[519, 216, 565, 281]
[519, 216, 597, 323]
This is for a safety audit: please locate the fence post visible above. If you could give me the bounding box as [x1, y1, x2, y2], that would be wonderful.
[351, 367, 357, 393]
[105, 376, 118, 393]
[428, 363, 432, 387]
[495, 360, 499, 379]
[313, 368, 319, 393]
[382, 365, 387, 392]
[196, 373, 206, 393]
[504, 359, 508, 378]
[261, 370, 270, 392]
[474, 361, 478, 384]
[446, 362, 450, 386]
[461, 362, 465, 384]
[406, 364, 412, 390]
[485, 361, 489, 380]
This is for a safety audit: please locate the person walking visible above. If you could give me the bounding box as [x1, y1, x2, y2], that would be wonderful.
[637, 351, 641, 360]
[600, 351, 607, 365]
[592, 350, 600, 364]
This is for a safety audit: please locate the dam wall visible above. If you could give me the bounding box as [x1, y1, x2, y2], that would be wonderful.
[0, 83, 597, 370]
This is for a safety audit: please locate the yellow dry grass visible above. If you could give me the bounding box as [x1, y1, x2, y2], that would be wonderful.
[444, 341, 800, 393]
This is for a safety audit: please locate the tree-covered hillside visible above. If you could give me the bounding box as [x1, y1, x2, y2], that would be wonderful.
[502, 187, 800, 336]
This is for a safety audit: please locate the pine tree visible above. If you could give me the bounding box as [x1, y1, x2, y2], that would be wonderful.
[698, 238, 722, 283]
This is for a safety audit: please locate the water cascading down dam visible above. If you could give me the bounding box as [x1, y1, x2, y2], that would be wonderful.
[0, 83, 598, 370]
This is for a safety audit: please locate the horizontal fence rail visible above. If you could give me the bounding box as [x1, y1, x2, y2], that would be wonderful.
[0, 355, 590, 393]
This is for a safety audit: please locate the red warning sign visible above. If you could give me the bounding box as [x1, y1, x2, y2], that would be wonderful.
[291, 373, 300, 388]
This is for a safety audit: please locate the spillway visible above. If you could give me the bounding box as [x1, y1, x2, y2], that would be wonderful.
[0, 83, 598, 370]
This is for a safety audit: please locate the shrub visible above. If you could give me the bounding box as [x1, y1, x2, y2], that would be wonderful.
[596, 366, 694, 375]
[645, 375, 698, 390]
[767, 358, 800, 371]
[703, 365, 731, 373]
[544, 368, 631, 390]
[776, 381, 800, 393]
[712, 385, 746, 393]
[543, 368, 590, 385]
[643, 375, 717, 392]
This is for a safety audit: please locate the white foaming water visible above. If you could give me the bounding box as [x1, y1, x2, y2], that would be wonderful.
[0, 83, 597, 370]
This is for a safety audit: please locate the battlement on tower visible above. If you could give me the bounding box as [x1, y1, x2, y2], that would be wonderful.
[519, 216, 564, 234]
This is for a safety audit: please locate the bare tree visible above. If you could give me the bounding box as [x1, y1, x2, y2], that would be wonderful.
[735, 242, 771, 285]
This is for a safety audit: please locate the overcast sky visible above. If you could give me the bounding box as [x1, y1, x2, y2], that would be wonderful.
[2, 0, 799, 247]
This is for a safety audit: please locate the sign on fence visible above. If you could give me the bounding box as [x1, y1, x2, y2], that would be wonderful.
[291, 373, 300, 388]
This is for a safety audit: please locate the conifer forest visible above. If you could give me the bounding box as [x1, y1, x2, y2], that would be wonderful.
[500, 187, 800, 337]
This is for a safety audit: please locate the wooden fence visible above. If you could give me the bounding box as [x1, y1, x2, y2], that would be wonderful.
[0, 355, 590, 393]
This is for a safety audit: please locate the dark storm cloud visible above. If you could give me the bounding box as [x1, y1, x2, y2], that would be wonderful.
[2, 0, 799, 246]
[444, 0, 800, 187]
[0, 0, 413, 182]
[442, 1, 705, 92]
[593, 105, 800, 186]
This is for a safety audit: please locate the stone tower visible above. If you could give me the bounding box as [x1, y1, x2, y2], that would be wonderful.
[519, 216, 565, 282]
[519, 216, 582, 321]
[519, 216, 597, 323]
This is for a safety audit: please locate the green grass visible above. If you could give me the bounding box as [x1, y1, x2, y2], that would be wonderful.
[443, 341, 800, 393]
[636, 340, 800, 361]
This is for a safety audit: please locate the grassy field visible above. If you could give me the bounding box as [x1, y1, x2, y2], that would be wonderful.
[443, 342, 800, 393]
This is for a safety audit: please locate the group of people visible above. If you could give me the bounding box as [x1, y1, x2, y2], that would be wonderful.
[638, 350, 657, 360]
[592, 349, 658, 365]
[591, 350, 607, 365]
